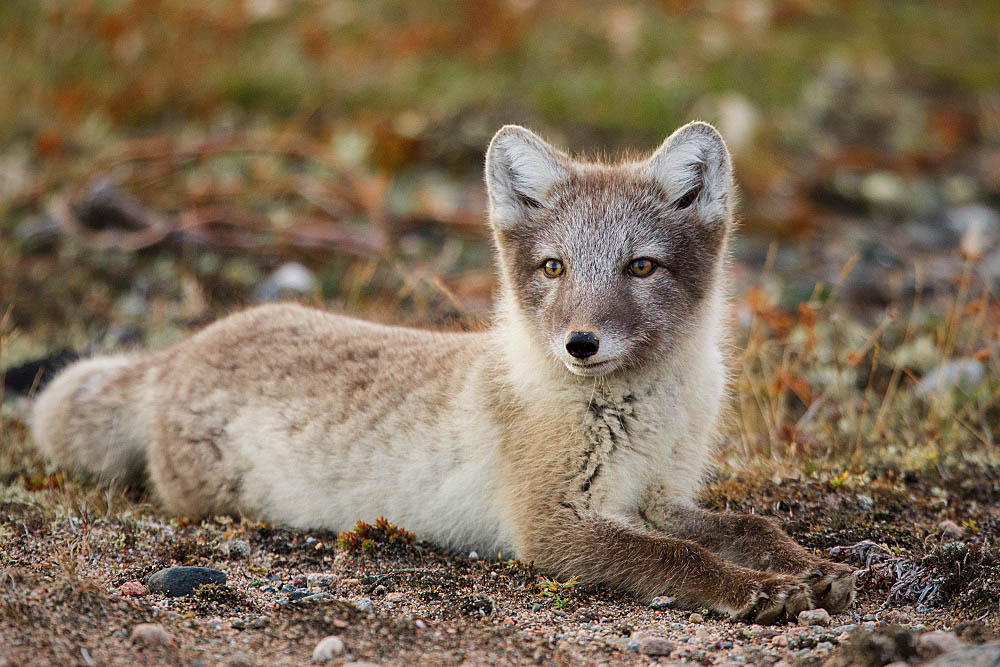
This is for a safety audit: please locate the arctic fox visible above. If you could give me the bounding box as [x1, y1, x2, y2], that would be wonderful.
[30, 122, 854, 622]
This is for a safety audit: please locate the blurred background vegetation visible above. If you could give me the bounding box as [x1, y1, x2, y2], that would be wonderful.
[1, 0, 998, 470]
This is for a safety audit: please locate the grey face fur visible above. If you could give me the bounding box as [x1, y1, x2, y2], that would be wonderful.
[485, 122, 734, 377]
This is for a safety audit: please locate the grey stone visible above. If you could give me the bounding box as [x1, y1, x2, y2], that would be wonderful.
[146, 566, 226, 597]
[354, 598, 374, 613]
[638, 636, 675, 656]
[130, 623, 172, 647]
[798, 608, 832, 626]
[306, 573, 339, 589]
[649, 595, 676, 609]
[226, 539, 251, 560]
[312, 635, 345, 661]
[255, 262, 316, 301]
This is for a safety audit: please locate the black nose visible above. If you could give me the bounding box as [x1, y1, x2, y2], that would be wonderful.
[566, 331, 600, 359]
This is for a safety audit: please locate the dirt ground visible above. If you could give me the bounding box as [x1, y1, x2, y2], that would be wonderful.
[2, 416, 998, 666]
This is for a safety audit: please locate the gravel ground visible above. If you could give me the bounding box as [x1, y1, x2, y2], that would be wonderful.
[2, 462, 998, 666]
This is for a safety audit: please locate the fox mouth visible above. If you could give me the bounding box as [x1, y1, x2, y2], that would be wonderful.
[565, 357, 621, 376]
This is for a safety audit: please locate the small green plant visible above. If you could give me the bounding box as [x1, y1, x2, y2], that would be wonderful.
[337, 516, 415, 554]
[536, 575, 579, 611]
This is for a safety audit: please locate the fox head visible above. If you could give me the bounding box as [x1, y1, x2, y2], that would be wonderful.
[485, 122, 734, 378]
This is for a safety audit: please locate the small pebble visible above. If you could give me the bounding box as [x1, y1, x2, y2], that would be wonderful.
[307, 573, 339, 589]
[384, 592, 406, 603]
[468, 551, 479, 560]
[798, 608, 832, 627]
[226, 539, 251, 560]
[292, 574, 308, 588]
[312, 636, 345, 662]
[689, 612, 705, 623]
[649, 596, 676, 609]
[638, 636, 675, 656]
[355, 598, 374, 613]
[532, 603, 542, 612]
[120, 581, 147, 597]
[231, 618, 246, 630]
[937, 520, 964, 539]
[772, 635, 789, 648]
[130, 623, 172, 647]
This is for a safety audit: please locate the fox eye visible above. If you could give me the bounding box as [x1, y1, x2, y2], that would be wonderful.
[542, 259, 565, 278]
[628, 258, 657, 277]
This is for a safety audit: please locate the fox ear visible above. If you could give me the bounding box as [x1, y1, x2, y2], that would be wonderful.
[645, 122, 733, 229]
[485, 125, 568, 230]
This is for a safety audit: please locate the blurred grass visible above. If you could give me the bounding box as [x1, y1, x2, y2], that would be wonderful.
[0, 0, 998, 476]
[2, 1, 998, 149]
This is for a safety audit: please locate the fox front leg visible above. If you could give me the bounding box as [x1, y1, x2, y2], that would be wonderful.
[639, 498, 856, 613]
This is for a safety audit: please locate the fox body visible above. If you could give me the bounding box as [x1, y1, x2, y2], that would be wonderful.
[31, 122, 855, 622]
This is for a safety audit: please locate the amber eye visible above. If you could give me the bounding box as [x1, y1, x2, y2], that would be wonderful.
[628, 258, 657, 277]
[542, 259, 565, 278]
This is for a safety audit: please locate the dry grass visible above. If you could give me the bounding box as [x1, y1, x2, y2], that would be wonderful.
[729, 250, 997, 476]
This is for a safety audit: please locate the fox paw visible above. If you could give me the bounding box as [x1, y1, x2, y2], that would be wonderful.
[733, 575, 813, 625]
[802, 560, 856, 613]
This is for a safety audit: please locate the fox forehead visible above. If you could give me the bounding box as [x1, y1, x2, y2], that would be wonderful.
[500, 169, 716, 280]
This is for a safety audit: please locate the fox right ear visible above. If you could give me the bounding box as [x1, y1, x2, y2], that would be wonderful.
[485, 125, 568, 230]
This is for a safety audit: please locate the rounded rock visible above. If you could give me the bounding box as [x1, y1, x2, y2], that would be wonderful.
[638, 636, 675, 656]
[312, 635, 345, 662]
[306, 573, 339, 589]
[226, 539, 251, 560]
[146, 566, 226, 597]
[649, 595, 676, 610]
[130, 623, 172, 647]
[120, 580, 147, 597]
[798, 608, 832, 627]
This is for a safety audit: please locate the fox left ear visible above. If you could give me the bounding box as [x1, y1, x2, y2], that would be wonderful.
[645, 122, 734, 230]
